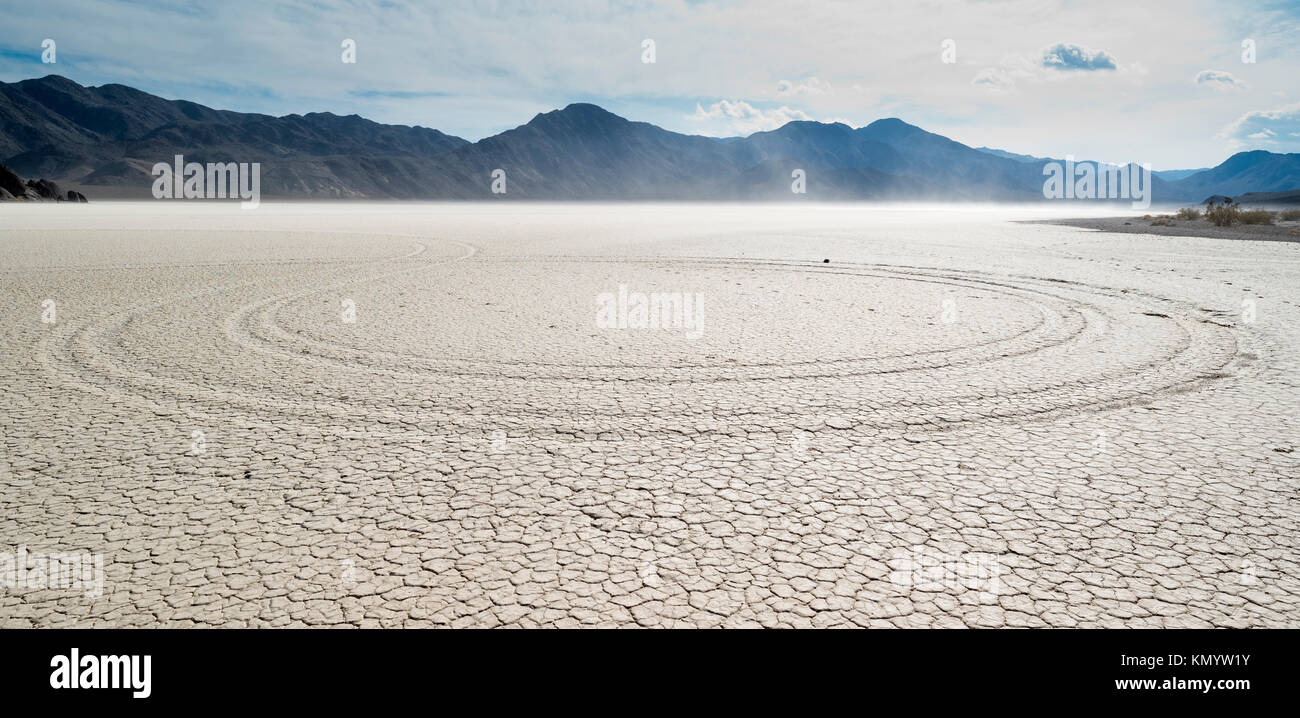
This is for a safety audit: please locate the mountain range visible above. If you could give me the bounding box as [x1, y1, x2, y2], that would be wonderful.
[3, 74, 1298, 202]
[973, 147, 1211, 182]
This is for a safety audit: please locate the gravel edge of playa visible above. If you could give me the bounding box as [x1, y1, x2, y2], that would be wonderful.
[1029, 216, 1300, 243]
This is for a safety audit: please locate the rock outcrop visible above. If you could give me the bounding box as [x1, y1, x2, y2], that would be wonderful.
[0, 164, 87, 201]
[0, 164, 24, 197]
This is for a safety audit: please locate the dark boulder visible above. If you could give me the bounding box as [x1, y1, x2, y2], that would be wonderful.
[0, 186, 13, 200]
[26, 177, 62, 200]
[0, 164, 25, 197]
[1203, 194, 1233, 205]
[64, 190, 88, 203]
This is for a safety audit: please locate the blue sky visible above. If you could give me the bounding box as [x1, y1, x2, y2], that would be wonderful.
[3, 0, 1299, 168]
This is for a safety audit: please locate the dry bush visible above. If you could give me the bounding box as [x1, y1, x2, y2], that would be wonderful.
[1205, 202, 1240, 226]
[1238, 209, 1275, 225]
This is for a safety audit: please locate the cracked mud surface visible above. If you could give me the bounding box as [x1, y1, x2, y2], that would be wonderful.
[2, 203, 1298, 627]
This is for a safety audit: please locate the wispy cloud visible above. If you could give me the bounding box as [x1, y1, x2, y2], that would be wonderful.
[1222, 102, 1300, 151]
[348, 90, 454, 100]
[776, 77, 831, 97]
[971, 64, 1030, 92]
[1194, 70, 1247, 90]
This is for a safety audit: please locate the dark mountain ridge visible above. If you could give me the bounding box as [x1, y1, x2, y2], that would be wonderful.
[3, 75, 1297, 202]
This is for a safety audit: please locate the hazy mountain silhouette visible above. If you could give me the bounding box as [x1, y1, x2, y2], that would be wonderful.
[4, 75, 1297, 201]
[1158, 150, 1300, 198]
[976, 146, 1211, 182]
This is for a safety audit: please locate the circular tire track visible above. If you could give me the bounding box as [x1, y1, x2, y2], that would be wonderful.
[38, 251, 1243, 436]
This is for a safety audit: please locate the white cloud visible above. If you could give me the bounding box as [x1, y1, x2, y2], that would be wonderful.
[1221, 102, 1300, 151]
[974, 45, 1136, 92]
[688, 100, 814, 135]
[1041, 43, 1118, 71]
[1195, 70, 1247, 90]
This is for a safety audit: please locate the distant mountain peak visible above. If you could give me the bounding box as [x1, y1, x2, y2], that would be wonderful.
[775, 120, 854, 132]
[529, 103, 627, 124]
[519, 103, 633, 138]
[1223, 149, 1296, 163]
[863, 117, 921, 133]
[26, 74, 79, 86]
[560, 102, 612, 113]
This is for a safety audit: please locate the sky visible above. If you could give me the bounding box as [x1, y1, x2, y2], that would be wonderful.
[2, 0, 1298, 169]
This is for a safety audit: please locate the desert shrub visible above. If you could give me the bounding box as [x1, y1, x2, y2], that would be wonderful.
[1278, 209, 1300, 221]
[1175, 207, 1201, 220]
[1205, 201, 1240, 226]
[1238, 209, 1275, 225]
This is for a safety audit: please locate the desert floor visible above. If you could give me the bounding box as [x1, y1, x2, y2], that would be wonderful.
[2, 202, 1297, 627]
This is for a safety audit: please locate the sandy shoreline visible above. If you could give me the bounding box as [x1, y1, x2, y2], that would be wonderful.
[1033, 215, 1300, 242]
